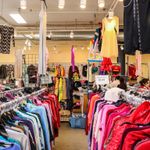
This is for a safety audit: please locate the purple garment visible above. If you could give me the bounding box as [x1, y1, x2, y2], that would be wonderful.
[71, 46, 75, 72]
[13, 116, 35, 143]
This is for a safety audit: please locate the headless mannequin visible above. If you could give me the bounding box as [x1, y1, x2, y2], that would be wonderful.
[108, 10, 114, 19]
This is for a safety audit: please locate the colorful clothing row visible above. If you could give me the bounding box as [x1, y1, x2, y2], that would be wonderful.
[86, 93, 150, 150]
[0, 92, 60, 150]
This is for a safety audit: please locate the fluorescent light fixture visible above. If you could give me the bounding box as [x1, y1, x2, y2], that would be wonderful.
[25, 34, 33, 39]
[80, 0, 86, 9]
[58, 0, 65, 9]
[9, 13, 26, 24]
[70, 31, 74, 39]
[118, 0, 123, 1]
[20, 0, 27, 10]
[98, 0, 105, 8]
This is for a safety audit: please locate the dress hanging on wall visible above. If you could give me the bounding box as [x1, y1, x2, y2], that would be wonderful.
[100, 16, 119, 58]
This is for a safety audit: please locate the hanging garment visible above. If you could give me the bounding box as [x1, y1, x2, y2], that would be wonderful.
[0, 25, 15, 54]
[71, 46, 75, 72]
[0, 65, 7, 79]
[124, 0, 150, 54]
[38, 1, 47, 75]
[135, 51, 142, 76]
[128, 64, 137, 80]
[94, 27, 102, 52]
[100, 57, 112, 72]
[15, 49, 23, 79]
[100, 16, 119, 58]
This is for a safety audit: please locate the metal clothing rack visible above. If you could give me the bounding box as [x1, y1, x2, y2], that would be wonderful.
[0, 87, 24, 98]
[0, 88, 46, 115]
[120, 91, 147, 107]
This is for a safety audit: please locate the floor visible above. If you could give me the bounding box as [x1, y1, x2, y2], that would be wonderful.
[53, 123, 88, 150]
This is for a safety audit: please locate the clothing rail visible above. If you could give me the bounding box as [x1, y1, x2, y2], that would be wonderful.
[120, 91, 146, 107]
[0, 87, 24, 98]
[0, 88, 46, 115]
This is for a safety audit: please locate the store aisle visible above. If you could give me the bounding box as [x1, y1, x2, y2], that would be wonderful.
[54, 123, 88, 150]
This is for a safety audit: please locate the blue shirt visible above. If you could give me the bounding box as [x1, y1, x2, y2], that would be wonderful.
[25, 103, 51, 150]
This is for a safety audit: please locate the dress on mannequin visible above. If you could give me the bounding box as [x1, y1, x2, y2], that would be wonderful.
[100, 16, 119, 58]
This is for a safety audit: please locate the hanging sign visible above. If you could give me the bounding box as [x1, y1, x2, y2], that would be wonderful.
[95, 75, 110, 85]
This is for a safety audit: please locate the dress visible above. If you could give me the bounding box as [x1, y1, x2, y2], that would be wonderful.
[124, 0, 150, 54]
[100, 16, 119, 58]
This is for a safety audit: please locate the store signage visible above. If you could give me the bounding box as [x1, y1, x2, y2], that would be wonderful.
[95, 75, 110, 85]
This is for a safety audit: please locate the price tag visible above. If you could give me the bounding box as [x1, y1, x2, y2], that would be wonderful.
[95, 75, 110, 85]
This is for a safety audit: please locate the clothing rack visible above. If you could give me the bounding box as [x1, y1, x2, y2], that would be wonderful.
[120, 91, 146, 107]
[0, 88, 46, 115]
[0, 87, 24, 98]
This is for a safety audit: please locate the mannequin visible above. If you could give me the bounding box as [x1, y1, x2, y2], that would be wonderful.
[108, 10, 114, 19]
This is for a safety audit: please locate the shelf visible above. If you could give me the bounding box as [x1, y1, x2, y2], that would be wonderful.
[88, 59, 103, 63]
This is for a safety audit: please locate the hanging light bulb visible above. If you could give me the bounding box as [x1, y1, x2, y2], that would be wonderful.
[23, 46, 27, 51]
[120, 45, 124, 50]
[20, 0, 27, 10]
[58, 0, 65, 9]
[70, 31, 74, 39]
[48, 31, 53, 38]
[27, 40, 32, 47]
[98, 0, 105, 8]
[80, 0, 86, 9]
[25, 39, 29, 45]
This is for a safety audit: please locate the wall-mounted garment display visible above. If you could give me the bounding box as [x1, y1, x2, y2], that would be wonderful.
[0, 64, 14, 79]
[124, 0, 150, 54]
[100, 16, 119, 58]
[27, 65, 38, 83]
[0, 25, 15, 54]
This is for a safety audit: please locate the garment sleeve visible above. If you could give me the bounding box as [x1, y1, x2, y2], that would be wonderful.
[101, 18, 105, 37]
[115, 17, 119, 35]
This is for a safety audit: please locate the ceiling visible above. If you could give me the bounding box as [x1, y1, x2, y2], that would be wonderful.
[0, 0, 124, 40]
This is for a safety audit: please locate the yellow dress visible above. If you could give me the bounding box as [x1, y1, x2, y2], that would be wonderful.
[100, 16, 119, 58]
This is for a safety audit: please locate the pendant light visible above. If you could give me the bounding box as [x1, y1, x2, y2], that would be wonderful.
[80, 0, 86, 9]
[48, 31, 53, 38]
[98, 0, 105, 8]
[58, 0, 65, 9]
[20, 0, 27, 10]
[70, 31, 74, 39]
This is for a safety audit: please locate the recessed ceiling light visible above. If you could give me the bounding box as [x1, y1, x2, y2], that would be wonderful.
[58, 0, 65, 9]
[20, 0, 27, 10]
[9, 13, 26, 24]
[80, 0, 86, 9]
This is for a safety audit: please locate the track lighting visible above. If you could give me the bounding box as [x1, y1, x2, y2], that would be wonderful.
[20, 0, 27, 10]
[80, 0, 86, 9]
[98, 0, 105, 8]
[58, 0, 65, 9]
